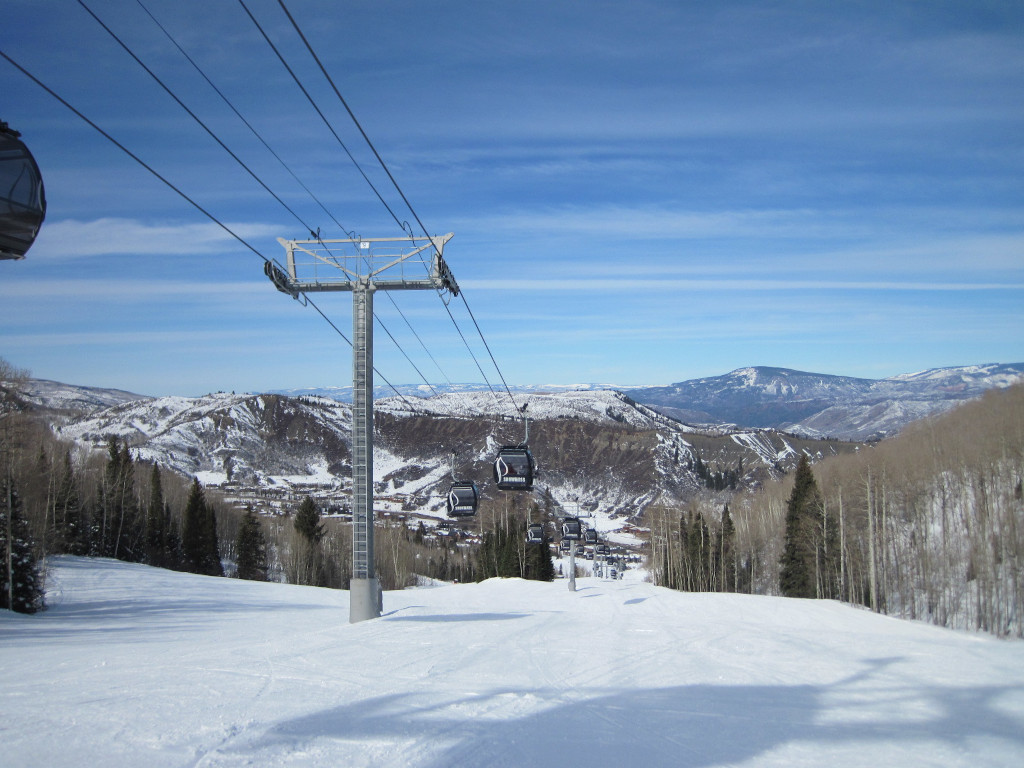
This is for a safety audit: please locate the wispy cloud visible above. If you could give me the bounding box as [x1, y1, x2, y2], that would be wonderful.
[29, 218, 281, 259]
[1, 329, 257, 347]
[460, 278, 1024, 292]
[0, 278, 270, 299]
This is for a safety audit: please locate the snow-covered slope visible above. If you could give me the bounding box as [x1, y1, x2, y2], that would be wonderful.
[55, 392, 355, 486]
[3, 557, 1022, 767]
[376, 388, 689, 431]
[17, 378, 147, 414]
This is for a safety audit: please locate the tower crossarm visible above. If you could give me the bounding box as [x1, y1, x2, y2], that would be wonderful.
[271, 233, 459, 296]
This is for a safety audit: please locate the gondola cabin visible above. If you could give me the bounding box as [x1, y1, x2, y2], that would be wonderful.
[562, 517, 582, 540]
[527, 523, 544, 544]
[583, 528, 599, 545]
[0, 122, 46, 260]
[493, 445, 534, 491]
[446, 482, 479, 517]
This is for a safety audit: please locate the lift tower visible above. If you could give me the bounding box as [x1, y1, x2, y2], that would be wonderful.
[267, 233, 459, 622]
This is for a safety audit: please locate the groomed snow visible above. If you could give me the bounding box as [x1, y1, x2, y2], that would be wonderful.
[3, 557, 1023, 767]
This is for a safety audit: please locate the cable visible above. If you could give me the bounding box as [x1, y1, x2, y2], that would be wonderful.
[243, 0, 491, 415]
[276, 0, 523, 417]
[102, 0, 447, 409]
[77, 0, 320, 238]
[134, 0, 359, 242]
[0, 49, 267, 264]
[237, 0, 410, 235]
[0, 49, 429, 415]
[458, 292, 523, 416]
[276, 0, 419, 242]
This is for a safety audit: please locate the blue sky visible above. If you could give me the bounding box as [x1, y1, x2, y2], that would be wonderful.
[2, 0, 1022, 396]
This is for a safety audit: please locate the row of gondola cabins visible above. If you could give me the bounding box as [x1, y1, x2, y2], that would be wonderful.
[447, 442, 601, 548]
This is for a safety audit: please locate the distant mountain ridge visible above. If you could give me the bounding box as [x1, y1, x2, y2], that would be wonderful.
[17, 362, 1023, 443]
[628, 363, 1024, 440]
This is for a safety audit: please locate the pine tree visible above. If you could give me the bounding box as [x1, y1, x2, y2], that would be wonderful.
[1, 477, 45, 614]
[234, 506, 268, 581]
[200, 491, 223, 577]
[181, 479, 223, 576]
[290, 496, 324, 586]
[144, 464, 166, 567]
[780, 454, 825, 598]
[524, 512, 555, 582]
[716, 503, 736, 593]
[294, 496, 324, 543]
[181, 478, 204, 573]
[53, 450, 86, 555]
[99, 438, 141, 561]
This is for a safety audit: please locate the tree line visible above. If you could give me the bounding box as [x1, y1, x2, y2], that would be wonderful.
[649, 383, 1024, 638]
[646, 503, 738, 593]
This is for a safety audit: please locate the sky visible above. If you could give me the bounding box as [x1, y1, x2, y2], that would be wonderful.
[2, 0, 1023, 397]
[5, 556, 1024, 766]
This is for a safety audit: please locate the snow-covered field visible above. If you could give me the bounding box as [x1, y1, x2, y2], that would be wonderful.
[3, 558, 1023, 767]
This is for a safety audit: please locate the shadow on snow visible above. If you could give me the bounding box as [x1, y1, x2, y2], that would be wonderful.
[229, 658, 1024, 766]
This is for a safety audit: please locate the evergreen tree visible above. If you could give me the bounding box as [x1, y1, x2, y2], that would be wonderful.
[144, 464, 166, 566]
[1, 477, 45, 614]
[53, 450, 86, 555]
[294, 496, 324, 543]
[234, 506, 268, 581]
[99, 438, 141, 561]
[290, 496, 324, 586]
[200, 492, 223, 577]
[181, 478, 204, 573]
[181, 479, 223, 576]
[716, 503, 736, 592]
[524, 513, 555, 582]
[779, 454, 826, 598]
[162, 499, 182, 570]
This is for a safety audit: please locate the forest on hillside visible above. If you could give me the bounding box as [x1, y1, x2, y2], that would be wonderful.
[648, 383, 1024, 638]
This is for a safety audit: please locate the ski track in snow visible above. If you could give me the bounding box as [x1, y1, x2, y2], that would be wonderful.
[3, 557, 1024, 767]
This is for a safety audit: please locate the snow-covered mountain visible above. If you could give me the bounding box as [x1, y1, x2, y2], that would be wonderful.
[271, 382, 643, 401]
[274, 363, 1024, 440]
[630, 363, 1024, 440]
[15, 378, 147, 416]
[46, 387, 846, 542]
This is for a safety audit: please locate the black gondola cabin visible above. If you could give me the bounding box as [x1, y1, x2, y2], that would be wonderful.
[562, 517, 582, 540]
[0, 122, 46, 261]
[527, 523, 544, 543]
[446, 481, 479, 517]
[493, 445, 534, 491]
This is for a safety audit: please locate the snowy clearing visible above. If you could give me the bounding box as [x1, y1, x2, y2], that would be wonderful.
[2, 557, 1023, 767]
